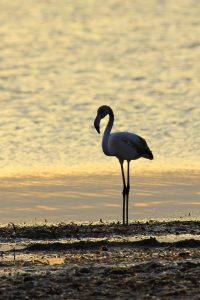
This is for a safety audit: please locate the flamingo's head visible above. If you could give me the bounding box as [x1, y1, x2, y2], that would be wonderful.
[94, 105, 113, 134]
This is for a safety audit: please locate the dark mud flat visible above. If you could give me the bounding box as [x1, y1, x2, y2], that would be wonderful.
[0, 220, 200, 299]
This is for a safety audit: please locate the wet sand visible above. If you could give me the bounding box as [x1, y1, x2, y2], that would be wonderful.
[0, 220, 200, 299]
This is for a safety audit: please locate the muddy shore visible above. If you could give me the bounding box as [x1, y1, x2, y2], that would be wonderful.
[0, 220, 200, 299]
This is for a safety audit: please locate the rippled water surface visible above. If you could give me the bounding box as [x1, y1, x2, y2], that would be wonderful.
[0, 171, 199, 222]
[0, 0, 200, 174]
[0, 1, 200, 221]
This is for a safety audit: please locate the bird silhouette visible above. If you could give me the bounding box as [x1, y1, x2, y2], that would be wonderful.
[94, 105, 153, 225]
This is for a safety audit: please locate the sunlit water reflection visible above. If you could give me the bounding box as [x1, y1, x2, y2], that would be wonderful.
[0, 171, 199, 222]
[0, 0, 200, 174]
[0, 1, 200, 221]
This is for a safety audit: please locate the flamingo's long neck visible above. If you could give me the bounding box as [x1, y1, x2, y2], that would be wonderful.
[102, 111, 114, 156]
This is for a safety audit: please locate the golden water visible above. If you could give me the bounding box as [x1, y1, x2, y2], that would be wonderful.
[0, 1, 200, 221]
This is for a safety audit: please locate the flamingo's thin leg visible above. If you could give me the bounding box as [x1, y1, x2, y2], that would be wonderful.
[126, 161, 130, 225]
[120, 160, 126, 225]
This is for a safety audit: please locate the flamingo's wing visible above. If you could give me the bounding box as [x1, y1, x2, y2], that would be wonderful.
[109, 132, 153, 160]
[121, 134, 148, 155]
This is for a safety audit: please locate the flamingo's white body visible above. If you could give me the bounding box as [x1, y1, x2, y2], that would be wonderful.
[94, 105, 153, 225]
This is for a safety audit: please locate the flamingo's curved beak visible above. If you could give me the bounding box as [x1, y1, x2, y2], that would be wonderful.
[94, 115, 100, 134]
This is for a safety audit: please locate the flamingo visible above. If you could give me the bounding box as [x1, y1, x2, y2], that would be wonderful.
[94, 105, 153, 225]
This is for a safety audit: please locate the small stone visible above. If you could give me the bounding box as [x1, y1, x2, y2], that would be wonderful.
[101, 246, 108, 252]
[178, 252, 190, 258]
[79, 267, 91, 274]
